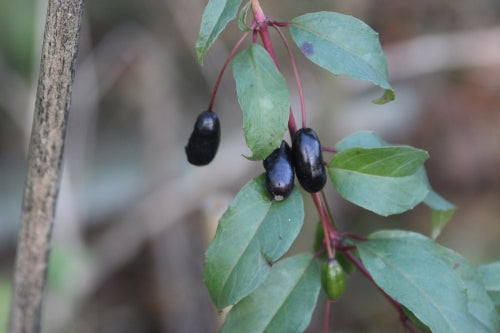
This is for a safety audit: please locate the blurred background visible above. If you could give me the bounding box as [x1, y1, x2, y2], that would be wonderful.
[1, 0, 499, 332]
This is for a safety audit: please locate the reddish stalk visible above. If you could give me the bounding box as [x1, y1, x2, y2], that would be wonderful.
[271, 24, 307, 128]
[340, 231, 367, 242]
[312, 193, 335, 259]
[322, 146, 337, 153]
[323, 300, 331, 333]
[268, 19, 291, 27]
[207, 31, 250, 111]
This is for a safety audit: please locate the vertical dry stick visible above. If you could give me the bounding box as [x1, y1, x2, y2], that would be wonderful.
[8, 1, 85, 332]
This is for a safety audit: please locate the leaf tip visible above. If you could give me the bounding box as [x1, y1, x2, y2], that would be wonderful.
[196, 47, 205, 65]
[372, 89, 395, 105]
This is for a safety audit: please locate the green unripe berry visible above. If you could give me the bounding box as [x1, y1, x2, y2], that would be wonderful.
[322, 259, 346, 300]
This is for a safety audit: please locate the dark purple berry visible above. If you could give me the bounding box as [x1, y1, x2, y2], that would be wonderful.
[185, 111, 220, 166]
[263, 141, 294, 201]
[292, 128, 326, 193]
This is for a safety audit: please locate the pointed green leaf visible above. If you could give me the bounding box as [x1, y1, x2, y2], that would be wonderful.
[196, 0, 244, 64]
[290, 12, 394, 103]
[479, 262, 500, 306]
[417, 168, 456, 239]
[221, 254, 321, 333]
[373, 89, 395, 104]
[328, 147, 429, 216]
[358, 230, 499, 333]
[237, 1, 251, 32]
[204, 174, 304, 309]
[233, 44, 290, 160]
[335, 131, 456, 225]
[424, 189, 456, 239]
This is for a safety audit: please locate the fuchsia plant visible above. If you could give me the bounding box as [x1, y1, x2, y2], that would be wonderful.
[186, 1, 500, 332]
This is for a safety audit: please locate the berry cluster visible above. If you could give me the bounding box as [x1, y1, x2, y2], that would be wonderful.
[185, 119, 327, 201]
[263, 128, 326, 201]
[185, 6, 329, 201]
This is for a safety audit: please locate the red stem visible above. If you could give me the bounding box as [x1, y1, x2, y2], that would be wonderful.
[268, 19, 291, 27]
[322, 146, 337, 153]
[323, 299, 331, 333]
[340, 231, 367, 242]
[312, 193, 336, 259]
[271, 24, 307, 128]
[207, 32, 250, 111]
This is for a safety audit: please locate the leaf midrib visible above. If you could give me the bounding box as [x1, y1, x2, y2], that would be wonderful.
[262, 257, 315, 330]
[216, 189, 273, 306]
[331, 149, 426, 177]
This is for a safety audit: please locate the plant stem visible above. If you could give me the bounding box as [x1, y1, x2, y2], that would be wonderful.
[323, 299, 331, 333]
[207, 32, 250, 111]
[322, 146, 337, 153]
[8, 0, 84, 332]
[250, 0, 266, 24]
[272, 25, 307, 128]
[312, 193, 335, 259]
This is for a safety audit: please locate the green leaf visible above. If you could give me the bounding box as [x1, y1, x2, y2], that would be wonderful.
[290, 12, 394, 103]
[424, 189, 456, 239]
[196, 0, 244, 64]
[237, 1, 252, 32]
[328, 147, 429, 216]
[358, 230, 499, 333]
[335, 131, 456, 226]
[436, 245, 499, 332]
[418, 168, 456, 239]
[233, 44, 290, 160]
[221, 254, 321, 333]
[204, 174, 304, 309]
[479, 262, 500, 306]
[373, 89, 395, 104]
[330, 147, 428, 177]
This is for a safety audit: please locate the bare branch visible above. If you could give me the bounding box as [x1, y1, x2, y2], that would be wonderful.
[8, 1, 85, 332]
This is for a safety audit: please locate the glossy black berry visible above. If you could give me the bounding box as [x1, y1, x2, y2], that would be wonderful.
[185, 110, 220, 166]
[292, 128, 327, 193]
[263, 141, 294, 201]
